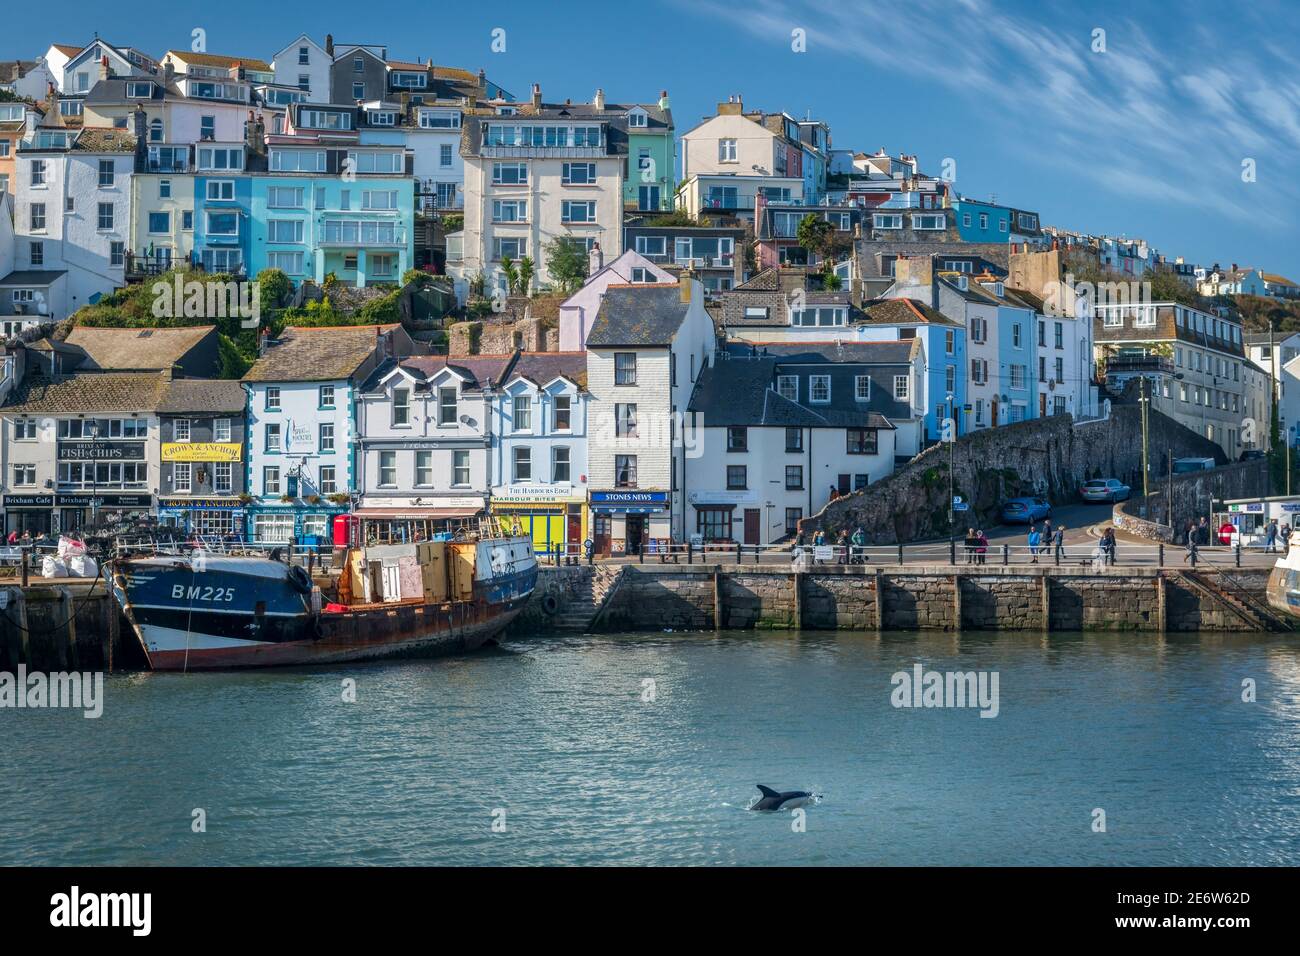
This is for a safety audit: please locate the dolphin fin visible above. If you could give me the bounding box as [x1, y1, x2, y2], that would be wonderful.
[756, 785, 780, 798]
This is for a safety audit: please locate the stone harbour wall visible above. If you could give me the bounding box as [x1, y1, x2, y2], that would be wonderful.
[580, 564, 1278, 633]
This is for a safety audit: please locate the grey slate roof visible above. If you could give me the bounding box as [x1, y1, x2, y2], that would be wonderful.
[586, 285, 689, 347]
[243, 324, 400, 383]
[64, 325, 215, 371]
[157, 378, 245, 414]
[0, 270, 67, 286]
[3, 372, 169, 413]
[688, 341, 916, 428]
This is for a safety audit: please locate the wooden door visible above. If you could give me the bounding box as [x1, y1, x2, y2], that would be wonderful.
[743, 509, 761, 545]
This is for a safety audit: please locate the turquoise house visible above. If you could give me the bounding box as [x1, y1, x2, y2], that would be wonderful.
[248, 145, 414, 286]
[623, 95, 675, 212]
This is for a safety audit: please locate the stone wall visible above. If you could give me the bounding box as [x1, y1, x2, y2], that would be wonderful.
[576, 564, 1277, 633]
[1113, 459, 1269, 543]
[803, 406, 1234, 543]
[447, 317, 558, 355]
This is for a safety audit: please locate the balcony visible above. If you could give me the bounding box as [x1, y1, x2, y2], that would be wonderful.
[702, 195, 756, 211]
[1105, 353, 1174, 377]
[479, 145, 605, 159]
[319, 221, 407, 247]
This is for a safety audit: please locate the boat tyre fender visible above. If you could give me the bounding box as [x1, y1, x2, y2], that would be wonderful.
[288, 565, 313, 595]
[541, 594, 559, 616]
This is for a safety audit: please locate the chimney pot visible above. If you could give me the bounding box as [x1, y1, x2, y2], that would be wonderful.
[594, 88, 605, 110]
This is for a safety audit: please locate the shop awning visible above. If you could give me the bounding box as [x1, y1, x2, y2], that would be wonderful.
[591, 505, 665, 514]
[353, 508, 481, 520]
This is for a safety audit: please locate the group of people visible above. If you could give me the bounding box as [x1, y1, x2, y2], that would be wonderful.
[962, 529, 990, 563]
[5, 529, 53, 548]
[1263, 519, 1293, 554]
[1025, 521, 1068, 564]
[794, 527, 869, 564]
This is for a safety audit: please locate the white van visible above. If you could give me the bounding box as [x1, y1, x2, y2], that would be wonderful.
[1173, 457, 1216, 474]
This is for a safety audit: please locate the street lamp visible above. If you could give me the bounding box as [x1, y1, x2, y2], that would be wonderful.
[87, 419, 100, 531]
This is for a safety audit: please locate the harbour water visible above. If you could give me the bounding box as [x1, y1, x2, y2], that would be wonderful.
[3, 629, 1300, 866]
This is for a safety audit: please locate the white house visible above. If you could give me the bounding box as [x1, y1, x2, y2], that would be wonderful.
[271, 35, 332, 103]
[685, 340, 923, 544]
[14, 125, 136, 318]
[582, 275, 716, 553]
[557, 248, 674, 351]
[488, 351, 590, 555]
[242, 323, 415, 546]
[354, 353, 512, 542]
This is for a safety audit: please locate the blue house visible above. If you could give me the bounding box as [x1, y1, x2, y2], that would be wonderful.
[193, 143, 253, 274]
[857, 297, 967, 440]
[952, 198, 1011, 244]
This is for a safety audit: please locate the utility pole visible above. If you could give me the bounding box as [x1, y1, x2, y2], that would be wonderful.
[1139, 376, 1150, 499]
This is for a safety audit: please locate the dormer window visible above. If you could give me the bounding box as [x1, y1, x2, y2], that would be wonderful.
[627, 110, 647, 128]
[126, 81, 152, 98]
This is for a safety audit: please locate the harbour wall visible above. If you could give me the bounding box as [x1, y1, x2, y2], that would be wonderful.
[520, 564, 1278, 633]
[1, 564, 1282, 671]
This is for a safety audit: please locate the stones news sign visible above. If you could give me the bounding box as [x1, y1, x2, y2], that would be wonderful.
[57, 442, 146, 461]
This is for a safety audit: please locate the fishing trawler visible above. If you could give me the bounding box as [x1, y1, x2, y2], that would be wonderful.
[1266, 537, 1300, 620]
[108, 524, 537, 671]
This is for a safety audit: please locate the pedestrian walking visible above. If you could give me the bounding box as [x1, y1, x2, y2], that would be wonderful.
[1283, 523, 1293, 553]
[1100, 527, 1117, 565]
[975, 529, 988, 565]
[837, 529, 849, 564]
[1054, 524, 1066, 560]
[964, 528, 978, 564]
[1028, 524, 1042, 564]
[851, 526, 866, 564]
[1266, 519, 1278, 554]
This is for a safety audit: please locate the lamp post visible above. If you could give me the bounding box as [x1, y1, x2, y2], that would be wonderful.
[87, 419, 100, 531]
[1138, 376, 1150, 499]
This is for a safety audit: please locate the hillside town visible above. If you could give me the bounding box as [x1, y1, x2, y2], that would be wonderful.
[1, 33, 1298, 556]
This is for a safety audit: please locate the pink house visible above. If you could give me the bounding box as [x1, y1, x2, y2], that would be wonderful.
[558, 248, 675, 350]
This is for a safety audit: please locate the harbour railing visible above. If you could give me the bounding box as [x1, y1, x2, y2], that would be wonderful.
[565, 538, 1275, 571]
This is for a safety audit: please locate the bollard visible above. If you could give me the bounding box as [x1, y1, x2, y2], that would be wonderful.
[1002, 544, 1009, 566]
[753, 544, 760, 565]
[687, 542, 693, 565]
[1158, 543, 1164, 567]
[897, 543, 904, 566]
[1235, 542, 1241, 568]
[1054, 544, 1061, 567]
[307, 549, 315, 577]
[736, 541, 742, 564]
[949, 539, 956, 565]
[21, 545, 29, 588]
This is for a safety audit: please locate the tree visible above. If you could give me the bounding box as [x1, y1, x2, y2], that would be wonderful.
[543, 237, 590, 293]
[500, 256, 519, 296]
[518, 257, 535, 297]
[796, 213, 848, 266]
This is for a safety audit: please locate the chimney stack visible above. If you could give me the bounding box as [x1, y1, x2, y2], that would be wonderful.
[531, 82, 542, 109]
[679, 267, 695, 304]
[477, 68, 486, 95]
[325, 34, 334, 56]
[588, 241, 603, 274]
[593, 88, 605, 111]
[163, 61, 175, 86]
[98, 55, 110, 83]
[658, 90, 670, 110]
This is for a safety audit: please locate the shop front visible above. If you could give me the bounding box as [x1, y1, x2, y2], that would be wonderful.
[588, 490, 671, 556]
[156, 497, 248, 541]
[353, 495, 486, 544]
[488, 485, 587, 556]
[248, 502, 350, 551]
[55, 493, 155, 533]
[3, 494, 54, 538]
[687, 489, 762, 545]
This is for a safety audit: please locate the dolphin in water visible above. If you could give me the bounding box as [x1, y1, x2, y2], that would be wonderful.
[750, 784, 820, 811]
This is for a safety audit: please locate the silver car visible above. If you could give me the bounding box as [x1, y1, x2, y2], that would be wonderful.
[1080, 478, 1131, 503]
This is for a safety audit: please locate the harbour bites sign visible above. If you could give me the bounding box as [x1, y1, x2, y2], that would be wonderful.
[160, 443, 242, 462]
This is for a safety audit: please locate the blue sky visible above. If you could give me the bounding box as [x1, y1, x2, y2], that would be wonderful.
[6, 0, 1298, 279]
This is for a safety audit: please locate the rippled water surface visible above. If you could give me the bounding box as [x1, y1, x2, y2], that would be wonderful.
[3, 629, 1300, 865]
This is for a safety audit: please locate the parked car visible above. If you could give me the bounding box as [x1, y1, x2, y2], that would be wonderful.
[1080, 478, 1131, 503]
[1240, 449, 1267, 462]
[1001, 497, 1052, 524]
[1173, 456, 1215, 474]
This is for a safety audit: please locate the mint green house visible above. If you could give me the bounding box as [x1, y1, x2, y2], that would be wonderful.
[621, 93, 674, 213]
[249, 141, 414, 286]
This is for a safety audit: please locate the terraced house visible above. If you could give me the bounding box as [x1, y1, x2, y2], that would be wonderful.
[455, 85, 670, 295]
[242, 323, 416, 546]
[248, 101, 414, 286]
